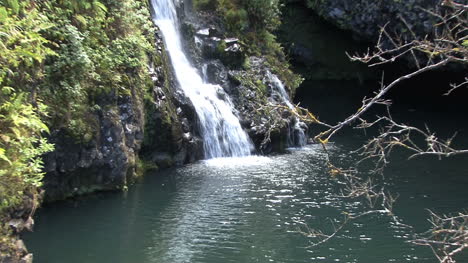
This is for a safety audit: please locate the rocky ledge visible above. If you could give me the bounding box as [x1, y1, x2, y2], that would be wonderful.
[41, 27, 203, 202]
[0, 192, 38, 263]
[181, 10, 308, 153]
[300, 0, 439, 42]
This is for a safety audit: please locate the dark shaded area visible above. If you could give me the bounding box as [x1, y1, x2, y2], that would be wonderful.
[280, 1, 468, 150]
[277, 1, 375, 82]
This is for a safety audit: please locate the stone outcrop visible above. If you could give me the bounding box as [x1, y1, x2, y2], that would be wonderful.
[299, 0, 439, 42]
[41, 28, 202, 201]
[43, 90, 145, 201]
[141, 36, 203, 168]
[183, 11, 307, 153]
[0, 192, 38, 263]
[278, 2, 376, 82]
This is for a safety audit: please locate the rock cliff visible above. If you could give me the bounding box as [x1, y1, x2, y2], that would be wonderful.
[298, 0, 439, 42]
[42, 29, 203, 201]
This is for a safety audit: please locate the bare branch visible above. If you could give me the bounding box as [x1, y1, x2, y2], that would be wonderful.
[314, 58, 450, 144]
[444, 77, 468, 95]
[295, 2, 468, 262]
[412, 211, 468, 263]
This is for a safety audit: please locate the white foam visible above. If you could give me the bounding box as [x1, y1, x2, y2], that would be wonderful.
[203, 155, 272, 167]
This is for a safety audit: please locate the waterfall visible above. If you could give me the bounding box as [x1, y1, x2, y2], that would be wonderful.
[268, 72, 308, 147]
[151, 0, 252, 159]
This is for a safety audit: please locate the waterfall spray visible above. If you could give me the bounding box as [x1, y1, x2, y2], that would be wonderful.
[268, 72, 308, 147]
[151, 0, 252, 158]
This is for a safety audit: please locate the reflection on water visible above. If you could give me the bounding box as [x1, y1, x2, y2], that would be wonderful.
[24, 144, 468, 263]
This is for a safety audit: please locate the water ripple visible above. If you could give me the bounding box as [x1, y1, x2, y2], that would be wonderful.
[24, 145, 468, 263]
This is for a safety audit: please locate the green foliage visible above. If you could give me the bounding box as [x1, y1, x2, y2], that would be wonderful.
[232, 72, 267, 96]
[0, 3, 56, 88]
[0, 91, 53, 213]
[225, 7, 249, 33]
[0, 1, 156, 255]
[36, 0, 155, 142]
[216, 0, 280, 33]
[216, 40, 228, 54]
[208, 0, 302, 93]
[193, 0, 218, 11]
[0, 0, 53, 190]
[242, 0, 281, 31]
[0, 5, 54, 245]
[0, 0, 156, 242]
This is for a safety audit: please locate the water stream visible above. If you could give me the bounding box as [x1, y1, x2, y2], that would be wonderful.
[268, 72, 307, 147]
[151, 0, 252, 158]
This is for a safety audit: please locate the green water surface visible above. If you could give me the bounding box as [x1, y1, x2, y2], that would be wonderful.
[24, 143, 468, 263]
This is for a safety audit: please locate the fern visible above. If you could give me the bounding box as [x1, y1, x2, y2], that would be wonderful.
[93, 1, 107, 13]
[5, 0, 19, 14]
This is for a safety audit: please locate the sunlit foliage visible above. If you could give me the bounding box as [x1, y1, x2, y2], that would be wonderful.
[194, 0, 302, 93]
[0, 0, 156, 255]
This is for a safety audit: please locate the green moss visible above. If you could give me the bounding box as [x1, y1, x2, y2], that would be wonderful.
[142, 44, 184, 157]
[217, 40, 227, 54]
[75, 185, 107, 196]
[193, 0, 218, 11]
[225, 7, 249, 32]
[141, 159, 159, 172]
[232, 71, 268, 96]
[33, 0, 156, 142]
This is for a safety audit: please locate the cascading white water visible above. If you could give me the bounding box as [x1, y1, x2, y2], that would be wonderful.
[151, 0, 252, 159]
[268, 72, 308, 147]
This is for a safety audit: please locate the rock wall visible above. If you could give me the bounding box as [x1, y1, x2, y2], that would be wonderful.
[141, 34, 203, 168]
[299, 0, 439, 42]
[42, 28, 202, 201]
[278, 2, 375, 82]
[42, 88, 145, 201]
[0, 193, 37, 263]
[182, 7, 307, 153]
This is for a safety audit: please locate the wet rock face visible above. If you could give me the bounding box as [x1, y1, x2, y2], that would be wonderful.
[0, 240, 33, 263]
[141, 58, 203, 167]
[42, 28, 203, 201]
[302, 0, 439, 42]
[43, 90, 144, 201]
[195, 27, 245, 69]
[182, 9, 306, 154]
[1, 191, 39, 263]
[195, 53, 298, 153]
[278, 2, 377, 82]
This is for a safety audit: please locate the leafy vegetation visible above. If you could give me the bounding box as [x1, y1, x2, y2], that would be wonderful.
[194, 0, 303, 93]
[0, 0, 54, 209]
[0, 0, 157, 257]
[38, 0, 155, 142]
[0, 0, 55, 257]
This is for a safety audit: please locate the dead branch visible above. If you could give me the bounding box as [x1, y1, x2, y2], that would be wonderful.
[444, 77, 468, 95]
[294, 1, 468, 262]
[310, 0, 468, 157]
[412, 211, 468, 263]
[313, 58, 450, 144]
